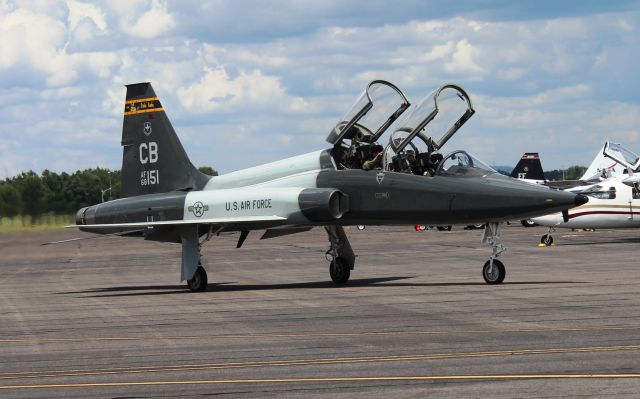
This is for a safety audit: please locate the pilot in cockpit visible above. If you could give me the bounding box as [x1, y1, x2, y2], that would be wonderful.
[363, 144, 384, 171]
[422, 152, 443, 176]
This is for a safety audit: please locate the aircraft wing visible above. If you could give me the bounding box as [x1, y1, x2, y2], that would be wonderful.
[67, 215, 287, 229]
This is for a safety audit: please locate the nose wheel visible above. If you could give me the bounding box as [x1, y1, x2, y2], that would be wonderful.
[540, 234, 554, 246]
[482, 259, 505, 284]
[540, 227, 555, 246]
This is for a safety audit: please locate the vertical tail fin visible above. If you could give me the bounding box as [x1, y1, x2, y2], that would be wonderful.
[120, 83, 210, 198]
[580, 143, 626, 181]
[510, 152, 545, 180]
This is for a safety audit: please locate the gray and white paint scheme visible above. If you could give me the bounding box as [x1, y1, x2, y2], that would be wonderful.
[72, 81, 587, 291]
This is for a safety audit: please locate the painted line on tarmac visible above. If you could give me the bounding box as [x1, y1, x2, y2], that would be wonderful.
[1, 344, 640, 381]
[2, 374, 640, 390]
[1, 324, 639, 345]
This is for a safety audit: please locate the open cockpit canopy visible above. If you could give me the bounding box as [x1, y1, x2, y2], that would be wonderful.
[603, 142, 640, 173]
[326, 80, 409, 146]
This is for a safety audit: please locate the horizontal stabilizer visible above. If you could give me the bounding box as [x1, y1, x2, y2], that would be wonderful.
[42, 229, 144, 245]
[68, 215, 287, 229]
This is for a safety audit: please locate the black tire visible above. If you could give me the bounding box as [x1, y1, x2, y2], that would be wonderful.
[540, 235, 553, 246]
[521, 219, 537, 227]
[465, 224, 485, 230]
[482, 259, 506, 284]
[187, 266, 208, 292]
[356, 225, 366, 231]
[437, 225, 452, 231]
[329, 257, 351, 284]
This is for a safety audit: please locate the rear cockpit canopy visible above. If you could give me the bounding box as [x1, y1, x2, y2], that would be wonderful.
[326, 80, 410, 146]
[327, 80, 409, 170]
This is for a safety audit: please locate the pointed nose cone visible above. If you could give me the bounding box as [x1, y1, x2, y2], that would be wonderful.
[532, 193, 587, 227]
[461, 175, 589, 222]
[538, 186, 584, 211]
[575, 194, 589, 207]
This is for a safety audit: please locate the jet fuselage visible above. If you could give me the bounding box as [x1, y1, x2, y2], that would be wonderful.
[79, 149, 585, 241]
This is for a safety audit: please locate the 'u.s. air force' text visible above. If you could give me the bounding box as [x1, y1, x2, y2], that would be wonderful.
[225, 199, 272, 211]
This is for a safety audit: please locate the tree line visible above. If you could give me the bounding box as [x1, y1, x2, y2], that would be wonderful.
[0, 167, 217, 219]
[543, 165, 587, 181]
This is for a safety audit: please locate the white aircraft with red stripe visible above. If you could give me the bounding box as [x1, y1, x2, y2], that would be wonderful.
[534, 142, 640, 245]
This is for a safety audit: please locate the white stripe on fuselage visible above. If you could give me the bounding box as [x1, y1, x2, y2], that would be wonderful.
[186, 151, 330, 224]
[183, 187, 309, 224]
[203, 150, 327, 190]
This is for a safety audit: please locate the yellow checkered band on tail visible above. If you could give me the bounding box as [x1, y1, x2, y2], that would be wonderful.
[124, 97, 163, 116]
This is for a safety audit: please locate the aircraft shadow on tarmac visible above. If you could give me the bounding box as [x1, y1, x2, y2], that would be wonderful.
[58, 277, 582, 298]
[555, 236, 640, 246]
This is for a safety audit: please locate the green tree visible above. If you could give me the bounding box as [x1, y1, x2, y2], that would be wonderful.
[0, 183, 21, 217]
[0, 165, 212, 217]
[544, 166, 587, 181]
[198, 166, 218, 176]
[12, 171, 50, 220]
[564, 165, 587, 180]
[41, 170, 68, 213]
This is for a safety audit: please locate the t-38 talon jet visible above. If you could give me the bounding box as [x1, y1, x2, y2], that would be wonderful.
[69, 81, 587, 291]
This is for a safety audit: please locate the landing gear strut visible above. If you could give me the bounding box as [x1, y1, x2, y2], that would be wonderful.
[481, 222, 506, 284]
[325, 226, 356, 284]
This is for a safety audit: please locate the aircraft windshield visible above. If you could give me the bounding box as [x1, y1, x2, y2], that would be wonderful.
[577, 184, 617, 200]
[604, 142, 640, 172]
[390, 84, 474, 153]
[326, 80, 409, 145]
[435, 150, 497, 177]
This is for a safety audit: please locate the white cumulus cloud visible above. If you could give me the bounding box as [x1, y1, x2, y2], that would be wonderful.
[125, 0, 174, 39]
[177, 66, 308, 114]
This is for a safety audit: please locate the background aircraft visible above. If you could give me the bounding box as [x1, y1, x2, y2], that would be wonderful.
[534, 142, 640, 245]
[580, 142, 626, 181]
[510, 152, 546, 184]
[68, 81, 586, 291]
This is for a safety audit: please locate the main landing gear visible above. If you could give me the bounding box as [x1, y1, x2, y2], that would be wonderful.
[325, 226, 356, 284]
[187, 263, 208, 292]
[180, 225, 216, 292]
[481, 222, 506, 284]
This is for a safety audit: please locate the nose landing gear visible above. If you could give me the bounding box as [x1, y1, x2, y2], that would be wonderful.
[540, 227, 555, 246]
[481, 222, 506, 284]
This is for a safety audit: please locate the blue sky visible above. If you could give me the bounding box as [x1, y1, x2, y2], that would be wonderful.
[1, 0, 639, 177]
